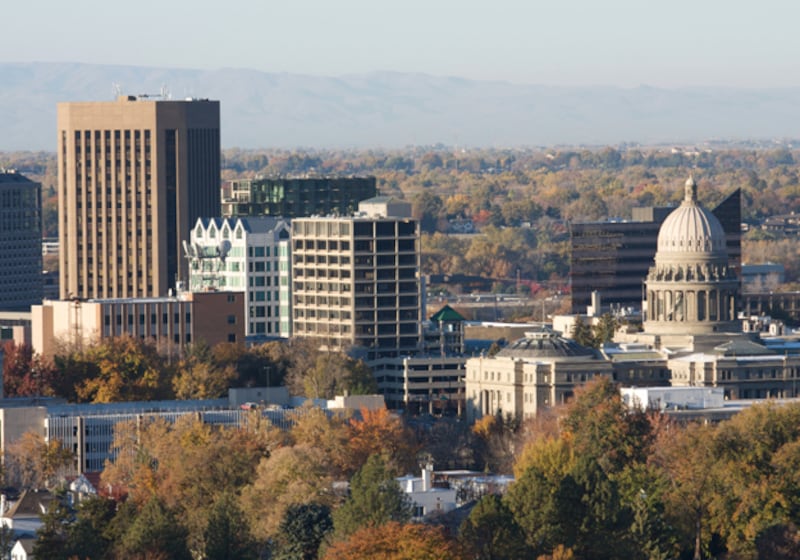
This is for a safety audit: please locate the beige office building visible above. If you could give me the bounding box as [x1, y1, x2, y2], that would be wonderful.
[31, 290, 244, 359]
[57, 95, 220, 300]
[291, 213, 421, 360]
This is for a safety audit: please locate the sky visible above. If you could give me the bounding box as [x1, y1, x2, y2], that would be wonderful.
[4, 0, 800, 88]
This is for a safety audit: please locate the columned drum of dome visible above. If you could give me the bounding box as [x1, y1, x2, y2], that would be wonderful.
[644, 177, 740, 335]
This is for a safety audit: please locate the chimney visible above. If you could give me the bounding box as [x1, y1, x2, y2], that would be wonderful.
[421, 463, 433, 492]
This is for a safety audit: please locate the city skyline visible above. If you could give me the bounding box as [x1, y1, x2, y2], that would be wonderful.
[3, 0, 800, 89]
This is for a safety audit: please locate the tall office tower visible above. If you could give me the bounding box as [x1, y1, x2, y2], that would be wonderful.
[221, 176, 376, 218]
[0, 170, 43, 310]
[57, 95, 220, 300]
[291, 210, 421, 360]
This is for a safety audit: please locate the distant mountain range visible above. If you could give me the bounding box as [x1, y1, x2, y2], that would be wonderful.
[2, 62, 800, 150]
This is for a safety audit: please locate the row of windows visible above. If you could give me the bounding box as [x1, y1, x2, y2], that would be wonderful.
[104, 312, 191, 326]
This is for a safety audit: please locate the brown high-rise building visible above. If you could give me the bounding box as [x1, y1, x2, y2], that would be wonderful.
[57, 95, 220, 300]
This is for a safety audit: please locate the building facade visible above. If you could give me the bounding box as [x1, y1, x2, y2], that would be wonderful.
[0, 171, 42, 311]
[57, 95, 220, 300]
[569, 189, 741, 314]
[31, 291, 243, 358]
[643, 177, 740, 337]
[290, 214, 421, 360]
[186, 217, 292, 339]
[221, 176, 376, 218]
[465, 326, 614, 421]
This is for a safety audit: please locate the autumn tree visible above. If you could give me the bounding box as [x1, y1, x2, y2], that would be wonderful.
[5, 431, 74, 489]
[172, 351, 238, 399]
[345, 407, 417, 475]
[101, 414, 273, 550]
[323, 521, 463, 560]
[652, 421, 719, 560]
[289, 407, 350, 477]
[63, 335, 170, 403]
[471, 413, 519, 474]
[560, 377, 653, 473]
[2, 341, 56, 397]
[705, 403, 800, 556]
[240, 445, 334, 541]
[292, 352, 376, 400]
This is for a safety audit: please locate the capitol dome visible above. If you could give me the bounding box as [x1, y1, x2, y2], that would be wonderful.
[656, 176, 727, 256]
[497, 325, 598, 361]
[643, 176, 740, 336]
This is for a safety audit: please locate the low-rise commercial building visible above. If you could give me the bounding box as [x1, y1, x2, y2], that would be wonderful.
[31, 290, 244, 358]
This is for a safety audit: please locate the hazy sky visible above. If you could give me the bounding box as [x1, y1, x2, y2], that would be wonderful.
[4, 0, 799, 88]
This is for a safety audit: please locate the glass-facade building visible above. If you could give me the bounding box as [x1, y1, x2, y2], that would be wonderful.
[0, 170, 42, 310]
[221, 176, 376, 218]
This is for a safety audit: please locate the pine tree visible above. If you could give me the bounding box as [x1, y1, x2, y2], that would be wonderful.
[332, 454, 412, 540]
[203, 492, 257, 560]
[275, 503, 332, 560]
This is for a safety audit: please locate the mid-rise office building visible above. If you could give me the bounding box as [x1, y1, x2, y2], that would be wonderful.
[31, 290, 243, 358]
[569, 189, 741, 314]
[57, 95, 220, 300]
[0, 171, 42, 310]
[221, 176, 376, 218]
[186, 217, 292, 339]
[291, 204, 421, 360]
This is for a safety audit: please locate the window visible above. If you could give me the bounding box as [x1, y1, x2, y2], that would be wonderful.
[227, 315, 236, 324]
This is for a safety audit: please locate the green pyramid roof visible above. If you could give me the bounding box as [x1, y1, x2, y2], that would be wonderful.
[430, 305, 466, 323]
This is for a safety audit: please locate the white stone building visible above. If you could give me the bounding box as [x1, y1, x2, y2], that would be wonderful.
[186, 217, 291, 339]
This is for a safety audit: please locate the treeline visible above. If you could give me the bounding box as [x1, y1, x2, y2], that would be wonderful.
[19, 377, 800, 559]
[20, 402, 515, 559]
[1, 336, 375, 403]
[5, 146, 800, 287]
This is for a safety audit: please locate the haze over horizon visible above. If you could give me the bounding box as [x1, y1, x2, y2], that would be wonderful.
[3, 2, 800, 150]
[4, 0, 800, 89]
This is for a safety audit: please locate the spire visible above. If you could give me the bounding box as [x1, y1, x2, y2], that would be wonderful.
[684, 175, 697, 204]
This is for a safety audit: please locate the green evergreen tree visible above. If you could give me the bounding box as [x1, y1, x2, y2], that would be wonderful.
[571, 316, 596, 348]
[332, 454, 412, 540]
[203, 492, 257, 560]
[275, 502, 333, 560]
[65, 495, 117, 560]
[33, 490, 73, 560]
[592, 313, 618, 346]
[118, 496, 191, 560]
[0, 524, 13, 560]
[459, 494, 529, 559]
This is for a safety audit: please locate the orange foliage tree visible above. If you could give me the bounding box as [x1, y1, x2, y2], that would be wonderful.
[322, 521, 464, 560]
[345, 407, 418, 475]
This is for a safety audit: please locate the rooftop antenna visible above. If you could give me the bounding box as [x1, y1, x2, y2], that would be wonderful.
[217, 239, 231, 264]
[160, 84, 171, 100]
[112, 82, 122, 97]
